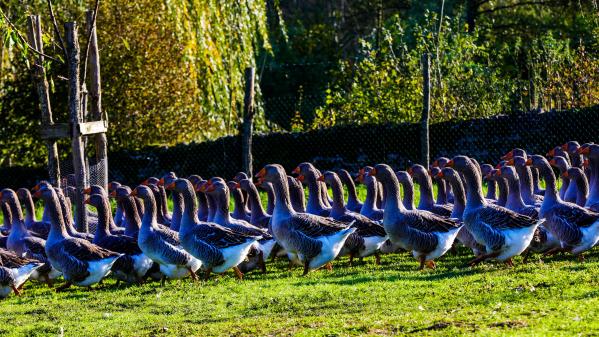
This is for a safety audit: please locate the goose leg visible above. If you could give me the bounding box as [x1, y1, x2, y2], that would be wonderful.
[12, 285, 22, 296]
[233, 267, 244, 280]
[578, 254, 585, 262]
[45, 275, 54, 288]
[425, 260, 436, 269]
[468, 252, 499, 267]
[204, 268, 212, 281]
[160, 276, 167, 286]
[187, 267, 198, 281]
[543, 247, 565, 257]
[258, 251, 267, 273]
[325, 262, 333, 271]
[418, 256, 426, 270]
[522, 250, 531, 264]
[374, 253, 381, 265]
[349, 253, 354, 266]
[55, 282, 72, 292]
[302, 261, 310, 276]
[504, 258, 514, 267]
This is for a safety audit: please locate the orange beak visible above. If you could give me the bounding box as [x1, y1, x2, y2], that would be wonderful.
[32, 184, 40, 192]
[198, 182, 210, 193]
[507, 159, 515, 166]
[83, 187, 92, 195]
[109, 190, 117, 198]
[368, 168, 378, 177]
[525, 158, 533, 166]
[292, 167, 301, 175]
[165, 182, 176, 190]
[495, 168, 502, 176]
[436, 171, 444, 179]
[129, 189, 138, 197]
[297, 175, 305, 182]
[316, 175, 324, 182]
[141, 179, 149, 186]
[407, 168, 414, 176]
[158, 178, 164, 186]
[547, 148, 555, 157]
[205, 184, 216, 193]
[84, 198, 91, 205]
[234, 182, 241, 189]
[495, 163, 502, 169]
[255, 168, 266, 179]
[445, 160, 454, 168]
[578, 147, 590, 155]
[584, 159, 590, 168]
[0, 191, 4, 199]
[33, 190, 42, 199]
[549, 158, 557, 166]
[501, 150, 513, 160]
[562, 171, 570, 178]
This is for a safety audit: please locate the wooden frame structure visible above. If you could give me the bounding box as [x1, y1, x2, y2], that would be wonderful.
[27, 11, 108, 233]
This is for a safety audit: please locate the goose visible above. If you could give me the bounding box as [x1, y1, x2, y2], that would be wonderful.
[200, 178, 276, 272]
[436, 168, 485, 256]
[0, 250, 43, 298]
[227, 181, 251, 222]
[563, 167, 589, 207]
[112, 186, 142, 238]
[502, 150, 543, 206]
[562, 141, 583, 168]
[480, 164, 497, 201]
[167, 178, 259, 280]
[258, 180, 276, 215]
[528, 155, 599, 258]
[130, 185, 201, 281]
[287, 176, 306, 213]
[395, 171, 415, 210]
[0, 204, 11, 248]
[485, 169, 508, 207]
[2, 189, 61, 286]
[107, 181, 125, 227]
[337, 169, 363, 213]
[34, 185, 121, 291]
[431, 157, 455, 203]
[86, 194, 155, 284]
[83, 185, 126, 235]
[549, 156, 577, 203]
[579, 144, 599, 211]
[408, 164, 452, 217]
[319, 171, 387, 264]
[143, 176, 172, 226]
[496, 166, 560, 261]
[188, 175, 210, 222]
[357, 172, 384, 221]
[530, 167, 545, 197]
[16, 188, 50, 237]
[368, 164, 461, 269]
[429, 166, 449, 206]
[256, 164, 356, 275]
[293, 163, 331, 216]
[155, 173, 185, 231]
[63, 186, 99, 234]
[395, 171, 416, 210]
[237, 179, 271, 230]
[233, 172, 252, 213]
[447, 156, 540, 266]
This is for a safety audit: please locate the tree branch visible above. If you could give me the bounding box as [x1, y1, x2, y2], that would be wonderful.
[478, 0, 560, 15]
[46, 0, 68, 61]
[81, 0, 100, 85]
[0, 8, 63, 63]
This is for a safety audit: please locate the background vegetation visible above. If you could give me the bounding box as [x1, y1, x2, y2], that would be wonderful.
[0, 0, 597, 168]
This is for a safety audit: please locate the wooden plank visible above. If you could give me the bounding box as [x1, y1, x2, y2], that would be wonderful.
[421, 53, 430, 168]
[27, 15, 61, 187]
[65, 22, 88, 233]
[40, 123, 70, 139]
[86, 9, 108, 190]
[78, 120, 107, 136]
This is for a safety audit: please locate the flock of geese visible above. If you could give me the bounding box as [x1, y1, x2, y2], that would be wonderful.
[1, 141, 598, 298]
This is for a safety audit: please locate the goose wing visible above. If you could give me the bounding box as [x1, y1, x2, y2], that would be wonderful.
[339, 213, 386, 237]
[404, 210, 461, 233]
[0, 248, 37, 268]
[291, 213, 350, 238]
[58, 238, 121, 261]
[192, 223, 255, 249]
[477, 204, 538, 230]
[155, 226, 180, 246]
[95, 235, 142, 255]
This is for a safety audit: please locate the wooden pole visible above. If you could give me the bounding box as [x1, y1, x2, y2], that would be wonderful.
[27, 15, 61, 188]
[86, 10, 108, 190]
[241, 67, 256, 176]
[65, 22, 88, 233]
[421, 53, 430, 168]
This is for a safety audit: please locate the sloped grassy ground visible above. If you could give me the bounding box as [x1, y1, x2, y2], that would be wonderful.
[4, 182, 598, 336]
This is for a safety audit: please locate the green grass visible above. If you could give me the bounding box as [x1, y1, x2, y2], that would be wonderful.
[1, 250, 598, 336]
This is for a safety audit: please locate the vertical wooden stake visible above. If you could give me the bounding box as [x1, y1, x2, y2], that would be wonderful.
[27, 15, 61, 188]
[86, 10, 108, 190]
[241, 67, 255, 176]
[65, 22, 88, 233]
[421, 53, 430, 168]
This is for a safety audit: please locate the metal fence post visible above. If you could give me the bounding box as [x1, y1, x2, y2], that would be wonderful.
[421, 53, 430, 168]
[242, 67, 255, 176]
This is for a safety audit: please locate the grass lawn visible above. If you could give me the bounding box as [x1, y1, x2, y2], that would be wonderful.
[1, 249, 598, 336]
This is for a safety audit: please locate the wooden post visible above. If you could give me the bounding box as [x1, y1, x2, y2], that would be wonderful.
[27, 15, 61, 188]
[421, 53, 430, 168]
[86, 10, 108, 190]
[65, 22, 88, 233]
[241, 67, 255, 176]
